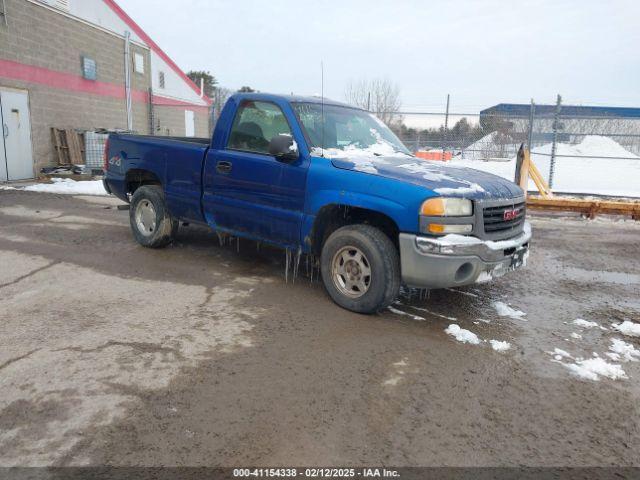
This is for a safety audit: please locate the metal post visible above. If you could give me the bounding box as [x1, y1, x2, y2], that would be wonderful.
[124, 31, 133, 131]
[442, 94, 450, 156]
[548, 94, 562, 189]
[0, 0, 8, 26]
[148, 87, 155, 135]
[526, 99, 535, 151]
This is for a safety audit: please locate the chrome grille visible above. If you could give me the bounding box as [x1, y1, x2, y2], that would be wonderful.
[482, 201, 526, 237]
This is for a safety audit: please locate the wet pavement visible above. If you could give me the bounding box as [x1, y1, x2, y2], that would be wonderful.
[0, 190, 639, 467]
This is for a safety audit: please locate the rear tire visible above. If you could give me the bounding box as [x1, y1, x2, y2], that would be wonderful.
[129, 185, 177, 248]
[320, 224, 400, 314]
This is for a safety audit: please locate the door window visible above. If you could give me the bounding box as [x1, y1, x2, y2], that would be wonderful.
[227, 101, 292, 154]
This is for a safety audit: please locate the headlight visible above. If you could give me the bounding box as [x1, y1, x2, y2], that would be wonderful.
[420, 198, 473, 216]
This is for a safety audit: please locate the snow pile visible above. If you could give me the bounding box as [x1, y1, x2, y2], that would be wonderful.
[21, 178, 108, 196]
[573, 319, 599, 329]
[445, 324, 480, 345]
[608, 338, 640, 362]
[493, 301, 527, 320]
[570, 332, 582, 339]
[451, 135, 640, 198]
[564, 357, 627, 381]
[489, 339, 511, 352]
[612, 321, 640, 337]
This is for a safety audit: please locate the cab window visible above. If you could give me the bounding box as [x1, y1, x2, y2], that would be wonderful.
[227, 101, 292, 154]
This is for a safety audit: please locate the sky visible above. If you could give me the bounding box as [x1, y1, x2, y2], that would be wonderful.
[119, 0, 640, 124]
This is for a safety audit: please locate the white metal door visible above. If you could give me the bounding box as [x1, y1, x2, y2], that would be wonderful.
[185, 110, 195, 137]
[0, 104, 7, 181]
[0, 89, 35, 181]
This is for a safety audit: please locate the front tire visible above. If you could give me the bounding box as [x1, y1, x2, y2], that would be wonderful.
[129, 185, 177, 248]
[320, 225, 400, 314]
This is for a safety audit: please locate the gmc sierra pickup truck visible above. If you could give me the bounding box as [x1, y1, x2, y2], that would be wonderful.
[104, 93, 531, 313]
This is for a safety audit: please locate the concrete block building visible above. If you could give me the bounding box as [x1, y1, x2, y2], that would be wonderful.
[0, 0, 211, 181]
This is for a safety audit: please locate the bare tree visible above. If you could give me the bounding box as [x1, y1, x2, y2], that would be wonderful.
[345, 78, 402, 127]
[211, 86, 233, 129]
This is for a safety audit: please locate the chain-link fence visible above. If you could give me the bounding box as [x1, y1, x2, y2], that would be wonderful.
[393, 98, 640, 197]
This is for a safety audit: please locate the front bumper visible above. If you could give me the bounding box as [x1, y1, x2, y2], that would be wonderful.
[399, 221, 531, 289]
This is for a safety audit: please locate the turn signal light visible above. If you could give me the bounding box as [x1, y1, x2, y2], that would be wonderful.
[428, 224, 473, 234]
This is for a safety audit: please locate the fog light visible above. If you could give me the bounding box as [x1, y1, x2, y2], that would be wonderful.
[428, 224, 473, 234]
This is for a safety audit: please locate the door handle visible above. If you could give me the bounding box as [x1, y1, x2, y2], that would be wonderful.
[2, 124, 7, 139]
[216, 160, 232, 174]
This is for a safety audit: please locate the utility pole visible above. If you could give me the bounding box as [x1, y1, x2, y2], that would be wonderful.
[442, 94, 450, 156]
[123, 31, 133, 131]
[549, 94, 562, 189]
[527, 99, 535, 151]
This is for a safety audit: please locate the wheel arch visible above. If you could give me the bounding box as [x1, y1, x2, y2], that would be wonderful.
[308, 203, 401, 255]
[125, 168, 162, 195]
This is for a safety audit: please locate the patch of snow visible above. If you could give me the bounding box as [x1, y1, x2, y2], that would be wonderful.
[564, 357, 627, 381]
[21, 178, 108, 196]
[436, 222, 531, 250]
[383, 375, 402, 386]
[609, 338, 640, 362]
[493, 301, 527, 320]
[548, 348, 572, 360]
[476, 271, 494, 283]
[606, 352, 621, 362]
[444, 288, 478, 298]
[434, 184, 486, 195]
[445, 324, 480, 345]
[489, 340, 511, 352]
[387, 306, 426, 321]
[407, 305, 456, 321]
[612, 321, 640, 337]
[570, 332, 582, 339]
[573, 318, 599, 329]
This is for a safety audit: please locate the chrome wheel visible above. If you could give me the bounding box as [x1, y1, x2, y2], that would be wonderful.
[135, 199, 157, 236]
[331, 246, 372, 298]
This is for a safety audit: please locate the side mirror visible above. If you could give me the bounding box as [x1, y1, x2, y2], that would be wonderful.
[268, 134, 298, 162]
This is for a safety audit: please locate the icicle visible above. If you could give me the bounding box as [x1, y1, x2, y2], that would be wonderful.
[285, 248, 290, 283]
[291, 247, 301, 284]
[216, 232, 225, 247]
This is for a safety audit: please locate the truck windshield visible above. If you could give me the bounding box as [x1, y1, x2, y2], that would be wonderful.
[292, 102, 411, 156]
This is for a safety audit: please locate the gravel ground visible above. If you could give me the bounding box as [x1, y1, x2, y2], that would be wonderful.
[0, 190, 639, 467]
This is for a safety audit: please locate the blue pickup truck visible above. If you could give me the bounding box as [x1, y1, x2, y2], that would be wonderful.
[104, 93, 531, 313]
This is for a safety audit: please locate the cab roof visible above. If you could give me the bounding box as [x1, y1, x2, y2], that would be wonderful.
[230, 92, 360, 110]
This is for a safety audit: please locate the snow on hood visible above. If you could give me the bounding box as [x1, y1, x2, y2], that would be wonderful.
[311, 130, 522, 199]
[318, 152, 523, 199]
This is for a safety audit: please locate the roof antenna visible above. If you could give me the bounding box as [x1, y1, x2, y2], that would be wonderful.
[321, 61, 325, 158]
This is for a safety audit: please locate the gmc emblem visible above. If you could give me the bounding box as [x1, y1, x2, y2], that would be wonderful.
[503, 208, 520, 221]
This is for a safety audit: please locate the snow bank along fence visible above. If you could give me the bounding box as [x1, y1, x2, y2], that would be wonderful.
[393, 96, 640, 198]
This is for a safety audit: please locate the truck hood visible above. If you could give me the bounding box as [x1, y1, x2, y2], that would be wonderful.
[330, 155, 523, 199]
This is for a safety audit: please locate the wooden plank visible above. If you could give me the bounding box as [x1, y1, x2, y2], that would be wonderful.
[527, 196, 640, 219]
[50, 128, 63, 165]
[518, 148, 530, 195]
[65, 129, 83, 165]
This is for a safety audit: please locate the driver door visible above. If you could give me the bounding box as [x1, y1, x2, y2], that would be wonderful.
[202, 100, 302, 246]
